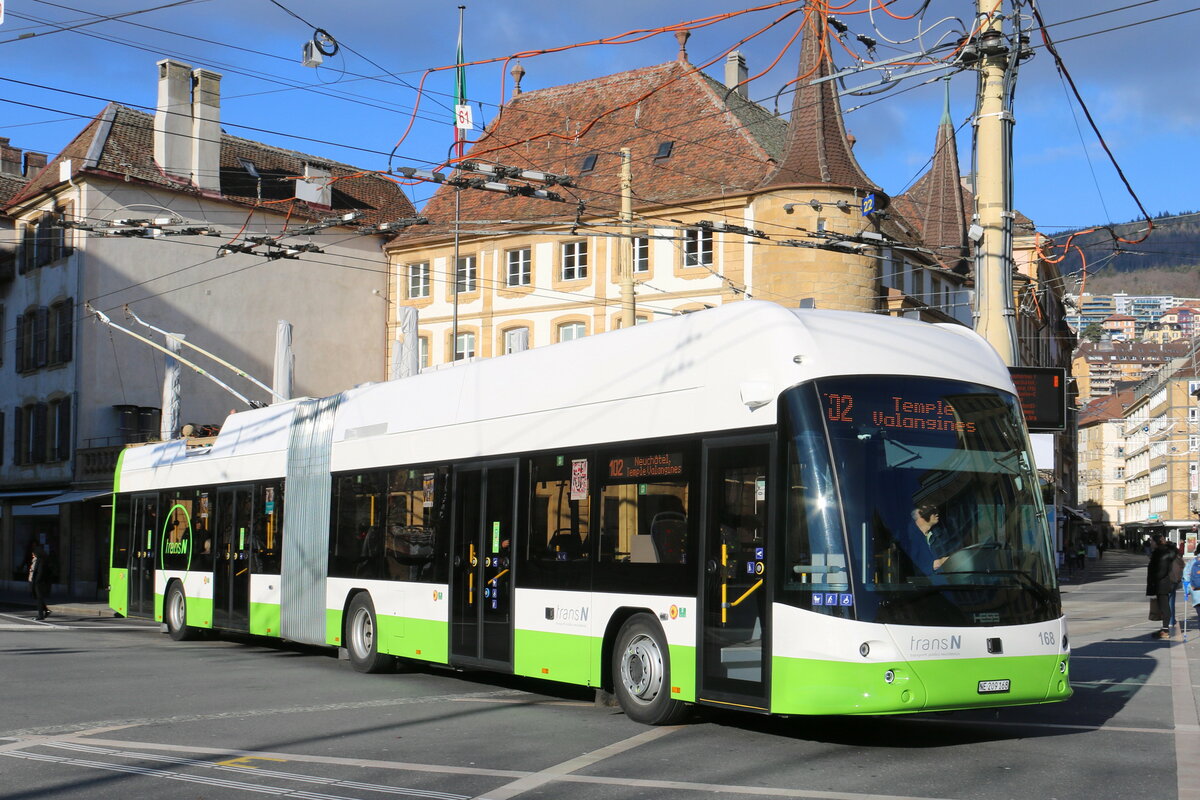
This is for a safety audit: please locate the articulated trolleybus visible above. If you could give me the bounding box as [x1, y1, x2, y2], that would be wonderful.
[110, 301, 1069, 724]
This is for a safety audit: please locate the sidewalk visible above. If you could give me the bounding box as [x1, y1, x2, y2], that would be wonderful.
[0, 587, 116, 617]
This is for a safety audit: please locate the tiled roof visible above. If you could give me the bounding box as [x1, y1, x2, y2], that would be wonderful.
[0, 174, 27, 206]
[6, 103, 415, 226]
[406, 59, 786, 234]
[759, 10, 878, 192]
[1078, 390, 1133, 427]
[895, 89, 968, 270]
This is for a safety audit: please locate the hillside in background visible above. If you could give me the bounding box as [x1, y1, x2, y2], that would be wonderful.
[1044, 211, 1200, 297]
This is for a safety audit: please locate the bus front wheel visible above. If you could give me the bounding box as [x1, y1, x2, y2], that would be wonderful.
[345, 594, 395, 674]
[612, 614, 688, 725]
[165, 583, 196, 641]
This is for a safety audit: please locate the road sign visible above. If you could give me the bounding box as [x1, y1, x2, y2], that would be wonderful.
[862, 194, 875, 216]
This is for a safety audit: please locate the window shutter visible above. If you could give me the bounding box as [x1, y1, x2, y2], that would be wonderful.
[14, 313, 25, 373]
[32, 402, 47, 464]
[55, 299, 73, 364]
[54, 397, 71, 462]
[19, 226, 32, 275]
[33, 307, 49, 368]
[12, 406, 21, 465]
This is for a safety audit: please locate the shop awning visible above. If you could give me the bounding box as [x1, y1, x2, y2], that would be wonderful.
[30, 489, 112, 507]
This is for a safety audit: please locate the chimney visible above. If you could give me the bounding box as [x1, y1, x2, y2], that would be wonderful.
[0, 138, 22, 177]
[154, 60, 193, 180]
[191, 68, 222, 193]
[23, 151, 48, 175]
[724, 51, 748, 98]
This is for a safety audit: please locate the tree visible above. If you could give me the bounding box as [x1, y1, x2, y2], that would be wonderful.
[1081, 322, 1105, 343]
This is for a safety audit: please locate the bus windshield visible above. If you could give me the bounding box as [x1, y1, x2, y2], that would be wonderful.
[782, 376, 1060, 627]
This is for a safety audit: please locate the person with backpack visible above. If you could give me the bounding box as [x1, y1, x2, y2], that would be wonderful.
[1146, 533, 1182, 639]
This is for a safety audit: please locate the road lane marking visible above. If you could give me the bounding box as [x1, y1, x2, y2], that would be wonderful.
[470, 726, 678, 800]
[9, 740, 472, 800]
[0, 689, 533, 739]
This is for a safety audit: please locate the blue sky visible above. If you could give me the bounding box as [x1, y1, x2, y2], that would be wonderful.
[1, 0, 1196, 234]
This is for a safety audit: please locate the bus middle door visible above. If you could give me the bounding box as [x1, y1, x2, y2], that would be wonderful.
[450, 463, 516, 669]
[214, 487, 253, 631]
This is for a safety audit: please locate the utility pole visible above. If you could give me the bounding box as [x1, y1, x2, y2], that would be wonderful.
[619, 147, 635, 329]
[971, 0, 1020, 366]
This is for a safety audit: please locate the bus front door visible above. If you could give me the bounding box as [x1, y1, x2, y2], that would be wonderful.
[450, 463, 516, 669]
[699, 439, 772, 712]
[213, 487, 253, 631]
[128, 494, 159, 618]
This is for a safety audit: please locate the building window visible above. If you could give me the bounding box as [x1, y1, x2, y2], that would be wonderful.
[503, 327, 529, 354]
[683, 228, 712, 267]
[15, 308, 47, 374]
[456, 255, 476, 293]
[48, 298, 73, 366]
[561, 241, 587, 281]
[654, 141, 674, 160]
[580, 154, 597, 174]
[14, 402, 47, 466]
[454, 332, 476, 361]
[48, 396, 70, 462]
[418, 336, 429, 368]
[633, 237, 650, 273]
[506, 248, 531, 287]
[558, 322, 585, 342]
[407, 263, 430, 299]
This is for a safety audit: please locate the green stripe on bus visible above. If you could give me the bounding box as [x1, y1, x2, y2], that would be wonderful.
[513, 629, 593, 685]
[668, 644, 696, 702]
[154, 592, 164, 622]
[770, 653, 1071, 715]
[326, 608, 343, 646]
[108, 568, 128, 616]
[249, 602, 281, 637]
[187, 595, 214, 629]
[377, 615, 449, 664]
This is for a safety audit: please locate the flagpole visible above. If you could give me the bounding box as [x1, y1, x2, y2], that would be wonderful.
[451, 4, 465, 362]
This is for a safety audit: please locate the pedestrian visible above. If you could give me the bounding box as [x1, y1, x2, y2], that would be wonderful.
[28, 545, 52, 620]
[1187, 546, 1200, 635]
[1146, 533, 1180, 639]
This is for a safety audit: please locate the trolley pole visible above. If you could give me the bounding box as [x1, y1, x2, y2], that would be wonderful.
[619, 147, 635, 329]
[971, 0, 1019, 366]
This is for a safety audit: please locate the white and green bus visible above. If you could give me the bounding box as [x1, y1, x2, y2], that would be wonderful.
[109, 301, 1070, 724]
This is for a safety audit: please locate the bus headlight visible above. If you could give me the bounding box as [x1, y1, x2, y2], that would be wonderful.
[859, 642, 870, 658]
[884, 669, 896, 684]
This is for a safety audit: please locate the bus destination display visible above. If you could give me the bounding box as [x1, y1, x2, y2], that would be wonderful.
[822, 392, 977, 433]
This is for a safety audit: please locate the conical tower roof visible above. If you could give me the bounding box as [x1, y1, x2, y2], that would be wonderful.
[901, 80, 969, 269]
[760, 8, 879, 191]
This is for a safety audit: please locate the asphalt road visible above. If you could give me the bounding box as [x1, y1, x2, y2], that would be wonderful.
[1, 551, 1197, 800]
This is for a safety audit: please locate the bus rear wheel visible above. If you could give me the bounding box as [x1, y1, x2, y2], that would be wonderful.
[345, 594, 395, 674]
[165, 583, 196, 641]
[613, 614, 688, 725]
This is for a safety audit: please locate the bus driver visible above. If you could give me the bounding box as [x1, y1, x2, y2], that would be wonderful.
[910, 503, 955, 573]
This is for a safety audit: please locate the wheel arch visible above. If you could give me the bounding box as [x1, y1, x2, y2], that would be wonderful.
[600, 606, 659, 692]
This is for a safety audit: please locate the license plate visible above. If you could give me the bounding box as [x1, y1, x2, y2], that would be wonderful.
[978, 679, 1010, 694]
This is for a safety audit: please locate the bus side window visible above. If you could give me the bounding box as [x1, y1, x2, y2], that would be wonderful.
[598, 450, 691, 566]
[382, 466, 449, 583]
[527, 455, 589, 563]
[252, 481, 283, 574]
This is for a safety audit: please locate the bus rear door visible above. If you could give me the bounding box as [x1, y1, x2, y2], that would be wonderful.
[699, 438, 772, 712]
[128, 493, 159, 618]
[450, 462, 517, 669]
[213, 486, 253, 631]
